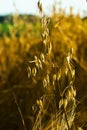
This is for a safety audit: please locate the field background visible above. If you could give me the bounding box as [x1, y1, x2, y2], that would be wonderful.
[0, 7, 87, 130]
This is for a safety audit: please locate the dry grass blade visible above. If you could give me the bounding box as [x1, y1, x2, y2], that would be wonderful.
[10, 90, 27, 130]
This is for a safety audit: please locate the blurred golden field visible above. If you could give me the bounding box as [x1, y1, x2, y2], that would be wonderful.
[0, 4, 87, 130]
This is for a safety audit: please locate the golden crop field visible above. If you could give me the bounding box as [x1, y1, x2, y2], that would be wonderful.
[0, 1, 87, 130]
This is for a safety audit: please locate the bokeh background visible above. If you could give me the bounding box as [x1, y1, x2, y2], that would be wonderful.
[0, 0, 87, 130]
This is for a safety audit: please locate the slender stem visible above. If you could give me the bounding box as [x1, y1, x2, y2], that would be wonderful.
[63, 107, 70, 130]
[11, 90, 27, 130]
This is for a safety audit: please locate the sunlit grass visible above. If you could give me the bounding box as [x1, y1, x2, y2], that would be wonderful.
[0, 1, 87, 130]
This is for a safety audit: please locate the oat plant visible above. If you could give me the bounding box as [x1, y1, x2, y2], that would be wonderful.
[28, 1, 76, 130]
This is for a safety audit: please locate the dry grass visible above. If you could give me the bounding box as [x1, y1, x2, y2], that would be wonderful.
[0, 1, 87, 130]
[27, 1, 78, 130]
